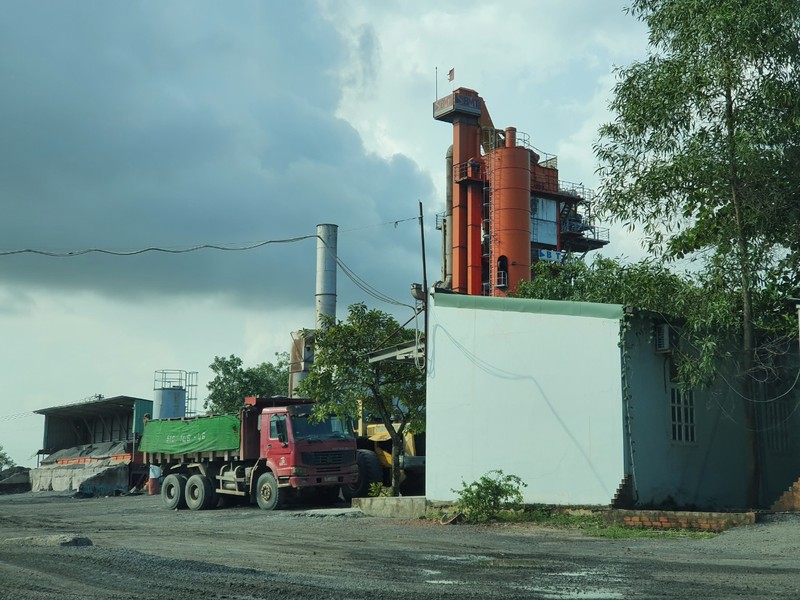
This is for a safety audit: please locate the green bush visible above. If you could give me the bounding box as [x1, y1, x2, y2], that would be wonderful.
[453, 470, 527, 522]
[368, 482, 390, 497]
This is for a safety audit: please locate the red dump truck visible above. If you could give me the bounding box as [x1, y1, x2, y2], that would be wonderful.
[139, 396, 358, 510]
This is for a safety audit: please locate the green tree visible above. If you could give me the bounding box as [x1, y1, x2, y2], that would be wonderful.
[594, 0, 800, 506]
[204, 352, 290, 414]
[297, 303, 425, 496]
[0, 444, 14, 471]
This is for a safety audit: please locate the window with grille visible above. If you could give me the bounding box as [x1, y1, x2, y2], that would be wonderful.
[670, 387, 695, 443]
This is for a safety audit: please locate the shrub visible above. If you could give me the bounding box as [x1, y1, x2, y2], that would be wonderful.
[368, 482, 390, 497]
[452, 470, 527, 522]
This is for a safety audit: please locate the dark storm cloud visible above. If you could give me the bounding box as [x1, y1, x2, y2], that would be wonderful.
[0, 1, 434, 310]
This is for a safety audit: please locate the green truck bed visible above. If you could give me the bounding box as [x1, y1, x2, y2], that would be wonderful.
[139, 414, 240, 454]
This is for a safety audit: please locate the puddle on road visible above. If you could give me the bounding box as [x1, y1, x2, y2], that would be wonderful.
[421, 553, 491, 563]
[418, 555, 626, 597]
[521, 589, 623, 599]
[487, 558, 541, 568]
[514, 566, 626, 599]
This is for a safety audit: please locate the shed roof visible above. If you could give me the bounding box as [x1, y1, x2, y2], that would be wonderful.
[432, 292, 625, 320]
[35, 395, 152, 419]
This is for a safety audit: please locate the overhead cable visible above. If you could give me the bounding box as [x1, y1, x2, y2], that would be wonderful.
[0, 235, 318, 257]
[0, 225, 419, 322]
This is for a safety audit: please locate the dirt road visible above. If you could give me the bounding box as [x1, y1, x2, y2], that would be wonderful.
[0, 492, 798, 599]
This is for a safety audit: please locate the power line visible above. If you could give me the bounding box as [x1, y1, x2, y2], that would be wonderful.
[0, 215, 422, 258]
[334, 254, 414, 310]
[0, 410, 37, 423]
[340, 216, 418, 233]
[0, 235, 317, 257]
[0, 224, 419, 314]
[648, 308, 800, 405]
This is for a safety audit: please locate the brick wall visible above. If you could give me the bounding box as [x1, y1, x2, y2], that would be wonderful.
[771, 479, 800, 512]
[608, 509, 756, 532]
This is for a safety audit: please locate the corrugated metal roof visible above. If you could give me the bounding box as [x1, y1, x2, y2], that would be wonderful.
[34, 395, 152, 419]
[432, 292, 625, 320]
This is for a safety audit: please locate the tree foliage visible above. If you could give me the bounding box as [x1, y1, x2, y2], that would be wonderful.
[594, 0, 800, 506]
[297, 303, 425, 496]
[516, 257, 740, 389]
[204, 352, 290, 414]
[595, 0, 800, 347]
[597, 0, 800, 259]
[0, 444, 14, 471]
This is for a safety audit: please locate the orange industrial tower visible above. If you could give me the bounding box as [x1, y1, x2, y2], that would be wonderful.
[433, 87, 609, 296]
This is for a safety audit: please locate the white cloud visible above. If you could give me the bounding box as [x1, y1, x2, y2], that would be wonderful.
[0, 0, 653, 466]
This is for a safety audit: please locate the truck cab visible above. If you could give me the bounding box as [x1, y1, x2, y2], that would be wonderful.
[243, 396, 358, 509]
[258, 400, 357, 492]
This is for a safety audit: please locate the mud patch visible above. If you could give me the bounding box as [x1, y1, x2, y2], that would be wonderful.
[3, 534, 93, 547]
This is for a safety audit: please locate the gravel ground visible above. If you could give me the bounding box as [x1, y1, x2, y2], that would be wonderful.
[0, 492, 799, 599]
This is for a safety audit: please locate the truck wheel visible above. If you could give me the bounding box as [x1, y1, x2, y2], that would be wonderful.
[185, 474, 214, 511]
[256, 472, 284, 510]
[162, 473, 188, 510]
[342, 450, 382, 501]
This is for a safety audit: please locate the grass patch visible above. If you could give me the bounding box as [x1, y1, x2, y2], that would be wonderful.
[432, 506, 716, 539]
[584, 523, 716, 539]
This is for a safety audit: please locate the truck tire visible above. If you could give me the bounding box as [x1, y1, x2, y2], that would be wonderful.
[255, 472, 284, 510]
[185, 474, 214, 511]
[342, 450, 382, 501]
[162, 473, 188, 510]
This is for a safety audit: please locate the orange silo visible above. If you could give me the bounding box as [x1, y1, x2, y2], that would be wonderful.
[490, 128, 531, 296]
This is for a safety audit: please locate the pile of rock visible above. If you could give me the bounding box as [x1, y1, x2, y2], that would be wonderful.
[0, 466, 31, 494]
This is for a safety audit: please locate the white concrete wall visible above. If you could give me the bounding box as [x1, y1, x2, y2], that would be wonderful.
[426, 294, 626, 505]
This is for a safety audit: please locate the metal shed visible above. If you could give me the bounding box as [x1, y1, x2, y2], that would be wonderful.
[31, 395, 153, 494]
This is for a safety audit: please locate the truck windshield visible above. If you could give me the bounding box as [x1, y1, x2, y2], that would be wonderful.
[290, 415, 354, 441]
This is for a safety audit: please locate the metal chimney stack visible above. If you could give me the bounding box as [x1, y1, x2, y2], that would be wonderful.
[315, 223, 338, 328]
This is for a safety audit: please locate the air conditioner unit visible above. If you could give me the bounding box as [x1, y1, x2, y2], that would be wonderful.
[655, 323, 672, 353]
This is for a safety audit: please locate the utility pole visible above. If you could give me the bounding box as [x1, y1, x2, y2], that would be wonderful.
[419, 201, 428, 367]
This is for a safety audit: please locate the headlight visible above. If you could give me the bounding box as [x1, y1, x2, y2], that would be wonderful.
[350, 463, 360, 472]
[291, 467, 308, 476]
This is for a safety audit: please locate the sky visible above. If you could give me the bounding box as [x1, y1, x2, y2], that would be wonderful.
[0, 0, 648, 467]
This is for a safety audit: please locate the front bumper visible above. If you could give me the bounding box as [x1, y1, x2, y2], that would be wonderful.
[287, 472, 358, 488]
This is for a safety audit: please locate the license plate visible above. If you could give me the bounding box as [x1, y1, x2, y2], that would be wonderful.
[324, 476, 338, 483]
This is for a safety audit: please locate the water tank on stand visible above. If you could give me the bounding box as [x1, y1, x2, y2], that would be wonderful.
[152, 370, 198, 419]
